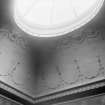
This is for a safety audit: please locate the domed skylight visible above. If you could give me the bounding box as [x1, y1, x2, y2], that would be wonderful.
[14, 0, 104, 37]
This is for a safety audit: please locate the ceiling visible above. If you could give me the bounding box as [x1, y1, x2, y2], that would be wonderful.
[0, 0, 105, 105]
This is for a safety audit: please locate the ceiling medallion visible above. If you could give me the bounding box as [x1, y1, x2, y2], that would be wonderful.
[14, 0, 104, 37]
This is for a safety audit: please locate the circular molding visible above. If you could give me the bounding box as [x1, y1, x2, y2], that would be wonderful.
[14, 0, 104, 37]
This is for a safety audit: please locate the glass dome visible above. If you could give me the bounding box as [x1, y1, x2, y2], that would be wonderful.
[14, 0, 104, 37]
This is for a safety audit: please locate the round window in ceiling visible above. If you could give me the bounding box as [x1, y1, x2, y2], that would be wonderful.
[14, 0, 104, 37]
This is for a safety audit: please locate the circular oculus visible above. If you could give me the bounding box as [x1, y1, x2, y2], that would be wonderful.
[14, 0, 104, 37]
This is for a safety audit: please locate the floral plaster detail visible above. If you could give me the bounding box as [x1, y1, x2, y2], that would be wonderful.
[0, 27, 105, 102]
[0, 29, 35, 97]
